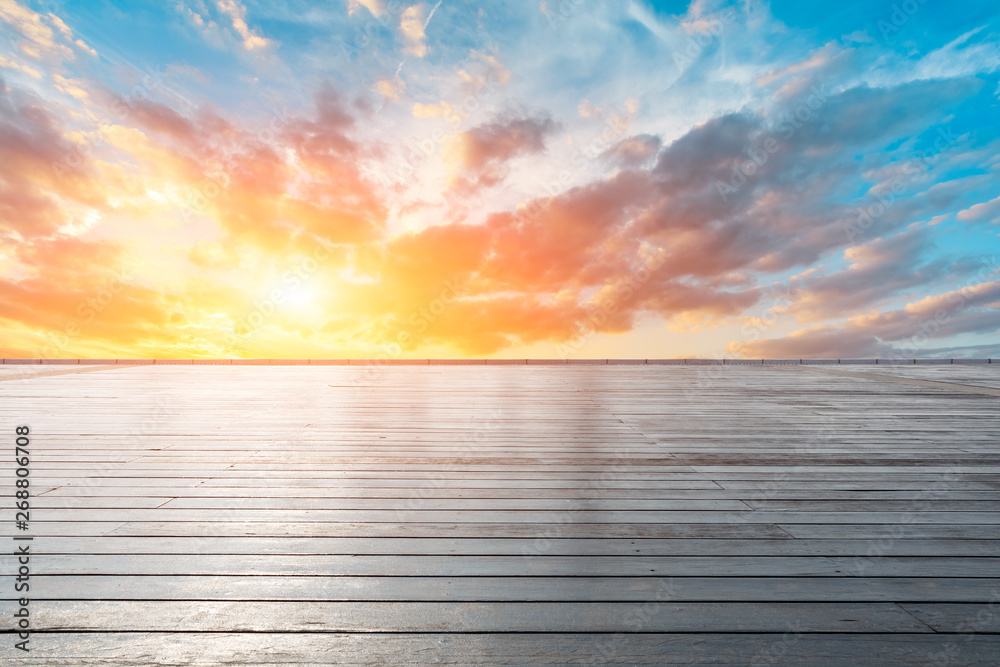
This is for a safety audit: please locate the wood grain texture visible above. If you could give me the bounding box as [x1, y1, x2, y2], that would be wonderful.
[2, 364, 999, 665]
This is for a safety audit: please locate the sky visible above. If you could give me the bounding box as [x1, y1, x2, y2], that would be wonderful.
[1, 0, 999, 360]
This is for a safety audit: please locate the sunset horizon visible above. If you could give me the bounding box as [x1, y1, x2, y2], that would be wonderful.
[3, 3, 1000, 662]
[2, 0, 999, 360]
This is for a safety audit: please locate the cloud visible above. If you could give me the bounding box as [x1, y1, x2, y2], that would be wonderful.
[45, 11, 72, 40]
[957, 194, 1000, 224]
[3, 2, 1000, 360]
[784, 227, 950, 322]
[603, 134, 662, 168]
[187, 240, 240, 270]
[13, 234, 122, 274]
[0, 53, 41, 78]
[165, 63, 211, 85]
[400, 4, 428, 57]
[207, 84, 383, 248]
[449, 113, 559, 192]
[411, 100, 451, 118]
[578, 99, 600, 118]
[731, 323, 896, 359]
[0, 271, 172, 356]
[907, 342, 1000, 359]
[375, 78, 403, 102]
[910, 26, 1000, 81]
[347, 0, 386, 16]
[734, 275, 1000, 359]
[47, 13, 96, 56]
[83, 81, 384, 259]
[756, 44, 836, 88]
[52, 74, 90, 103]
[631, 77, 983, 277]
[123, 99, 236, 149]
[456, 52, 510, 91]
[0, 0, 72, 63]
[214, 0, 272, 50]
[0, 79, 106, 242]
[316, 72, 988, 354]
[176, 4, 225, 48]
[0, 230, 171, 358]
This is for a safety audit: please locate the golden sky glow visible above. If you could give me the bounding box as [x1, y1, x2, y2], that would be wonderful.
[1, 1, 1000, 359]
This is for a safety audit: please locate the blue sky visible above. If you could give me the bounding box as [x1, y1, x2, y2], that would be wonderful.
[0, 0, 999, 358]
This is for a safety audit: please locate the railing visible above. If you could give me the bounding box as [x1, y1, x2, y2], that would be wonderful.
[1, 358, 995, 366]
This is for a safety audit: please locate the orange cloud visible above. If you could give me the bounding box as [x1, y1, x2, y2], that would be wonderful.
[0, 81, 107, 241]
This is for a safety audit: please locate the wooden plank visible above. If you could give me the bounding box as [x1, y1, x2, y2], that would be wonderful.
[3, 363, 999, 663]
[8, 633, 999, 666]
[15, 537, 1000, 556]
[0, 364, 122, 383]
[0, 600, 934, 632]
[36, 475, 736, 494]
[790, 365, 1000, 397]
[746, 500, 1000, 511]
[33, 486, 1000, 500]
[8, 521, 798, 538]
[779, 524, 1000, 539]
[153, 497, 753, 511]
[17, 575, 1000, 602]
[18, 509, 1000, 523]
[7, 554, 998, 577]
[897, 603, 1000, 633]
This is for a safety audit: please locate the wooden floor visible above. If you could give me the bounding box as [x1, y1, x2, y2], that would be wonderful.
[2, 364, 1000, 665]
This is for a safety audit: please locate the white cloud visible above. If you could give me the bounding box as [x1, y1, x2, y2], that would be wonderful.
[957, 194, 1000, 224]
[348, 0, 386, 16]
[214, 0, 272, 50]
[911, 26, 1000, 81]
[0, 0, 73, 62]
[400, 4, 428, 58]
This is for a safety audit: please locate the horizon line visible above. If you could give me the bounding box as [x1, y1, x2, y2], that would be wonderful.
[1, 358, 996, 366]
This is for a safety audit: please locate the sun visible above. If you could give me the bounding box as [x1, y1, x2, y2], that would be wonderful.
[282, 283, 321, 311]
